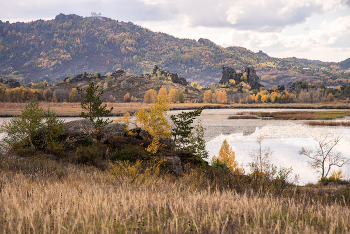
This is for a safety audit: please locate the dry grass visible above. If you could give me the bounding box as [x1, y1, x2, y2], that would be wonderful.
[1, 155, 350, 233]
[1, 102, 350, 117]
[305, 121, 350, 126]
[230, 110, 350, 120]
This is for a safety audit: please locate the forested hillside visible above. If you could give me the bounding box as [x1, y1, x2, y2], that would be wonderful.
[0, 13, 349, 86]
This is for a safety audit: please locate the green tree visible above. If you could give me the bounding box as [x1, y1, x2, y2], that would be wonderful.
[77, 82, 113, 129]
[186, 121, 208, 159]
[0, 100, 64, 150]
[170, 107, 204, 151]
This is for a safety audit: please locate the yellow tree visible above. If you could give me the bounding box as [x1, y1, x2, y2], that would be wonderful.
[53, 91, 58, 102]
[158, 87, 167, 99]
[213, 139, 242, 174]
[69, 88, 77, 102]
[216, 90, 227, 104]
[168, 88, 177, 103]
[135, 96, 172, 153]
[327, 93, 335, 102]
[203, 90, 212, 103]
[124, 93, 131, 102]
[144, 89, 157, 103]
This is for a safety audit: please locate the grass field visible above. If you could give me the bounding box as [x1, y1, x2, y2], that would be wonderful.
[1, 154, 350, 233]
[1, 102, 350, 117]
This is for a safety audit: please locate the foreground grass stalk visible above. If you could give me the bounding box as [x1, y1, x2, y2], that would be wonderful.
[1, 160, 350, 233]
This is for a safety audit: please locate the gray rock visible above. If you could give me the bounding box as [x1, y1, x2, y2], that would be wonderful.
[219, 67, 237, 84]
[100, 123, 127, 143]
[63, 119, 95, 137]
[139, 130, 152, 141]
[244, 66, 261, 89]
[159, 138, 175, 150]
[164, 156, 183, 175]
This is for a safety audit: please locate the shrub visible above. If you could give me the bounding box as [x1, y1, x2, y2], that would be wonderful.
[75, 144, 105, 167]
[0, 100, 64, 151]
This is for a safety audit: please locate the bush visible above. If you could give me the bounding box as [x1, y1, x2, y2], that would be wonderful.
[0, 100, 64, 152]
[110, 148, 134, 161]
[75, 144, 105, 167]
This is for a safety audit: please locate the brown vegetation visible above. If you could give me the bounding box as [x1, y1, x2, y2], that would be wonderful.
[230, 110, 350, 120]
[1, 154, 350, 233]
[305, 121, 350, 126]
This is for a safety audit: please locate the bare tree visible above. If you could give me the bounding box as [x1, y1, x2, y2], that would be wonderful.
[250, 135, 274, 174]
[299, 134, 349, 178]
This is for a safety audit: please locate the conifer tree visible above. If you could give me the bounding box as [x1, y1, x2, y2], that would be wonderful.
[77, 82, 113, 129]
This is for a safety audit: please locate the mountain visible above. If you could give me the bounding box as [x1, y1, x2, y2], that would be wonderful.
[339, 58, 350, 69]
[0, 13, 349, 87]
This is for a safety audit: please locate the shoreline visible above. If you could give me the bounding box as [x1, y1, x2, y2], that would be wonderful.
[0, 102, 350, 117]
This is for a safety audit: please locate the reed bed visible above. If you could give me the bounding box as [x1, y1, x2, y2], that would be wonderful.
[305, 121, 350, 126]
[230, 110, 350, 120]
[1, 156, 350, 233]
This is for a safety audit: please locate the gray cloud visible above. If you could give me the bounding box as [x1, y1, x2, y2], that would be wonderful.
[171, 0, 326, 32]
[1, 0, 179, 23]
[1, 0, 349, 32]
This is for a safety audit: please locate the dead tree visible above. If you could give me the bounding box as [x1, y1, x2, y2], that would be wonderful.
[299, 134, 349, 178]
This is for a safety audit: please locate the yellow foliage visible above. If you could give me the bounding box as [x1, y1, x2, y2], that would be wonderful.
[216, 90, 227, 104]
[124, 93, 131, 102]
[203, 90, 212, 103]
[144, 89, 157, 103]
[158, 87, 167, 99]
[330, 170, 343, 180]
[135, 96, 172, 153]
[214, 139, 243, 174]
[168, 88, 177, 103]
[327, 93, 335, 102]
[110, 160, 161, 184]
[69, 88, 77, 102]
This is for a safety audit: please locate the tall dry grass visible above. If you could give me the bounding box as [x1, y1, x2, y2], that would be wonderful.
[1, 155, 350, 233]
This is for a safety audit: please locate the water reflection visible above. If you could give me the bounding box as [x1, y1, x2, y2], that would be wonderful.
[199, 109, 350, 185]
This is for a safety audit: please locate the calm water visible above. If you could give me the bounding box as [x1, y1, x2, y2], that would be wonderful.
[1, 109, 350, 184]
[170, 109, 350, 185]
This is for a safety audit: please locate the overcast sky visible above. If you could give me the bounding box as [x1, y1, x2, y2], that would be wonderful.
[2, 0, 350, 62]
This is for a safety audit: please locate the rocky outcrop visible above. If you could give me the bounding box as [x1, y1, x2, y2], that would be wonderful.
[219, 67, 237, 84]
[110, 69, 126, 79]
[219, 66, 263, 89]
[169, 73, 188, 86]
[61, 119, 191, 175]
[63, 119, 127, 145]
[198, 38, 216, 47]
[151, 65, 188, 86]
[244, 66, 262, 89]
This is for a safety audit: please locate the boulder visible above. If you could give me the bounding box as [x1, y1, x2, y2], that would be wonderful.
[63, 119, 95, 137]
[164, 156, 183, 175]
[159, 138, 175, 150]
[100, 122, 127, 143]
[126, 127, 152, 141]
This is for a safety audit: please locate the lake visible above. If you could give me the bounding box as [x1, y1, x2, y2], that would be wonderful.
[1, 108, 350, 185]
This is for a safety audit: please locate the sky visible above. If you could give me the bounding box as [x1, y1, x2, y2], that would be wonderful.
[2, 0, 350, 63]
